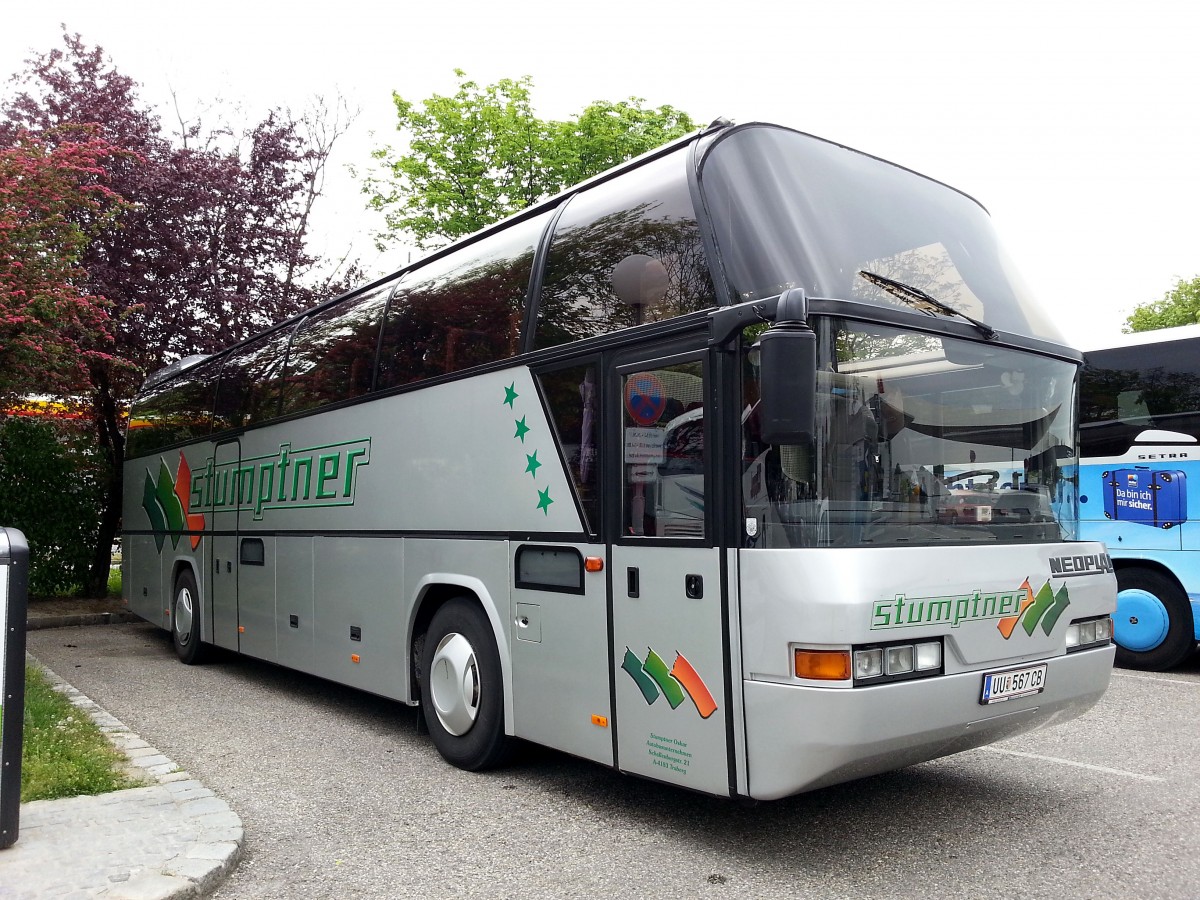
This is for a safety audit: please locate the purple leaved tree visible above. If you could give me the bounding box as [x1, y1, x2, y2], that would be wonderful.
[2, 30, 360, 595]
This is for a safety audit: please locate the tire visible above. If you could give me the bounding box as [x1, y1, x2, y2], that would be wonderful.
[1113, 567, 1195, 671]
[419, 597, 511, 771]
[171, 569, 207, 665]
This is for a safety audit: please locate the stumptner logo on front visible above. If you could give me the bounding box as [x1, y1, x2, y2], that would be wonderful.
[871, 578, 1072, 640]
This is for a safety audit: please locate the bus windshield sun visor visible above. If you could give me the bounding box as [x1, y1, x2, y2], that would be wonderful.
[878, 400, 1061, 450]
[858, 269, 997, 341]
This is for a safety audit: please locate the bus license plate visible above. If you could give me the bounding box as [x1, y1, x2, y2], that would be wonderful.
[980, 664, 1047, 704]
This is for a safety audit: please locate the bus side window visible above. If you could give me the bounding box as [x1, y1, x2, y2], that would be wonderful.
[280, 277, 397, 416]
[212, 327, 294, 432]
[375, 211, 550, 391]
[126, 358, 221, 457]
[533, 149, 716, 350]
[536, 363, 599, 533]
[1116, 390, 1151, 423]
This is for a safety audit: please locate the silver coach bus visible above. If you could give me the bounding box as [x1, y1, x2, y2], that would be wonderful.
[123, 120, 1115, 800]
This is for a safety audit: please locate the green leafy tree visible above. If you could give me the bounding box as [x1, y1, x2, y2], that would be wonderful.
[0, 417, 103, 596]
[364, 70, 697, 249]
[1125, 275, 1200, 332]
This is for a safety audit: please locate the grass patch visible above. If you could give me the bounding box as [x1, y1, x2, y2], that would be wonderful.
[19, 664, 140, 802]
[107, 566, 121, 598]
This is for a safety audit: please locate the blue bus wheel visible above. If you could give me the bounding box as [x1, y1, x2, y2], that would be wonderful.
[1114, 568, 1194, 671]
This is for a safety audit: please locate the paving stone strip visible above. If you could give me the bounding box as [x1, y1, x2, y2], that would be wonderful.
[0, 658, 243, 899]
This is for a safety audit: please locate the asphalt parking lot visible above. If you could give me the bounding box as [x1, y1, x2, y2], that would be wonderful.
[26, 624, 1200, 899]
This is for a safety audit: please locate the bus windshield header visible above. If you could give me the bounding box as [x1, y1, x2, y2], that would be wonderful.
[699, 125, 1064, 343]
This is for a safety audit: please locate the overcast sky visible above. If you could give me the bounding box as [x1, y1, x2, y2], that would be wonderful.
[5, 0, 1199, 349]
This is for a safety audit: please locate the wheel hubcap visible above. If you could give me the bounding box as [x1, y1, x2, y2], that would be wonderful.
[429, 632, 480, 736]
[1115, 588, 1170, 652]
[174, 587, 195, 647]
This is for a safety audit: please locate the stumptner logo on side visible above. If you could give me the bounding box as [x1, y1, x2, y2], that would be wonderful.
[191, 438, 372, 520]
[142, 438, 372, 552]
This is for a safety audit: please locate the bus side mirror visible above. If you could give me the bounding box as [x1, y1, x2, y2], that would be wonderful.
[754, 289, 817, 444]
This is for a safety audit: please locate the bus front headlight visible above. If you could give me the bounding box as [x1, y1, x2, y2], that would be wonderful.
[1066, 615, 1112, 651]
[852, 639, 943, 685]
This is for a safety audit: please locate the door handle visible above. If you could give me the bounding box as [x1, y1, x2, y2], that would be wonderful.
[685, 574, 704, 599]
[627, 567, 640, 598]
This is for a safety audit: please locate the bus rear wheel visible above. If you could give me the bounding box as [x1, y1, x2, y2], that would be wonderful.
[172, 569, 207, 665]
[419, 597, 511, 771]
[1114, 568, 1195, 671]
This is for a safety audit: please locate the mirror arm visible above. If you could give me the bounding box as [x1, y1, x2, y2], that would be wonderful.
[708, 299, 771, 348]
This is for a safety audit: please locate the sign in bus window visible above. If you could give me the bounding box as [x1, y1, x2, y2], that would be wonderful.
[622, 362, 705, 538]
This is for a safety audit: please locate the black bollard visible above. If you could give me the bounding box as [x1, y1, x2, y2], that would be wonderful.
[0, 527, 29, 850]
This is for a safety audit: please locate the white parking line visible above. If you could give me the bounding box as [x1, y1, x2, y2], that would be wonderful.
[979, 746, 1165, 782]
[1112, 671, 1200, 687]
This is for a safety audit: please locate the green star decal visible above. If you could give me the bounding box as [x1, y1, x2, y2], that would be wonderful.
[536, 486, 554, 514]
[525, 450, 542, 478]
[514, 416, 530, 442]
[503, 383, 519, 407]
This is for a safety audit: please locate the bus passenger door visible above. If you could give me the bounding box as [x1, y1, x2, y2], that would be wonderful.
[209, 439, 240, 651]
[610, 351, 731, 797]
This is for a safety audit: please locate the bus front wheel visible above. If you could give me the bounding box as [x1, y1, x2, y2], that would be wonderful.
[1114, 568, 1195, 671]
[172, 570, 207, 665]
[419, 597, 511, 771]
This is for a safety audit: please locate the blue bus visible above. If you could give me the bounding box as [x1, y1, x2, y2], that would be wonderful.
[1080, 324, 1200, 669]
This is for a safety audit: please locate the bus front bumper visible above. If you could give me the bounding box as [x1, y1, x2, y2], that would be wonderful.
[741, 644, 1114, 801]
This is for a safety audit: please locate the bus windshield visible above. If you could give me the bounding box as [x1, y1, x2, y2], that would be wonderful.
[700, 125, 1064, 343]
[742, 319, 1079, 548]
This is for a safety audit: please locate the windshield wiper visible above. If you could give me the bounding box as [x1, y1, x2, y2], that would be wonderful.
[858, 270, 996, 340]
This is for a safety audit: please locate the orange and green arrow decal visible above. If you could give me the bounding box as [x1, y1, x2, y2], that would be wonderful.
[998, 578, 1072, 639]
[142, 452, 204, 552]
[1022, 581, 1071, 636]
[623, 646, 717, 719]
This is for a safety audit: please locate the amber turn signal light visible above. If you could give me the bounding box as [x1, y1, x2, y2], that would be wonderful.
[794, 649, 852, 680]
[585, 557, 604, 573]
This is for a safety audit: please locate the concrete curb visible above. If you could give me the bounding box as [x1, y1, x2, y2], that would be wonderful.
[17, 659, 244, 899]
[25, 611, 140, 630]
